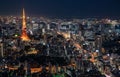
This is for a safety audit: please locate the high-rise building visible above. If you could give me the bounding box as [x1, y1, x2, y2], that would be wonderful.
[95, 35, 102, 56]
[0, 43, 3, 57]
[0, 25, 2, 38]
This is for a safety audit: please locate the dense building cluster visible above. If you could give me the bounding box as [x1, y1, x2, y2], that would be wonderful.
[0, 16, 120, 77]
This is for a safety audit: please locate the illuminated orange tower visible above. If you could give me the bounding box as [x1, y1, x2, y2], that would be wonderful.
[21, 8, 30, 41]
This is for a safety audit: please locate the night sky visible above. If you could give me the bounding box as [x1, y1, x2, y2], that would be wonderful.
[0, 0, 120, 18]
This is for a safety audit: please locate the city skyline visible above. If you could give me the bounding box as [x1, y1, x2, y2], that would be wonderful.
[0, 0, 120, 18]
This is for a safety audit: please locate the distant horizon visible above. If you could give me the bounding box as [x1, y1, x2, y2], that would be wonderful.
[0, 14, 120, 20]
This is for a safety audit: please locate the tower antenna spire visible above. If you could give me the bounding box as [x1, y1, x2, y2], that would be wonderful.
[21, 8, 30, 41]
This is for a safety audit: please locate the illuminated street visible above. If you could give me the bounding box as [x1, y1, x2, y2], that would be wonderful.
[0, 0, 120, 77]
